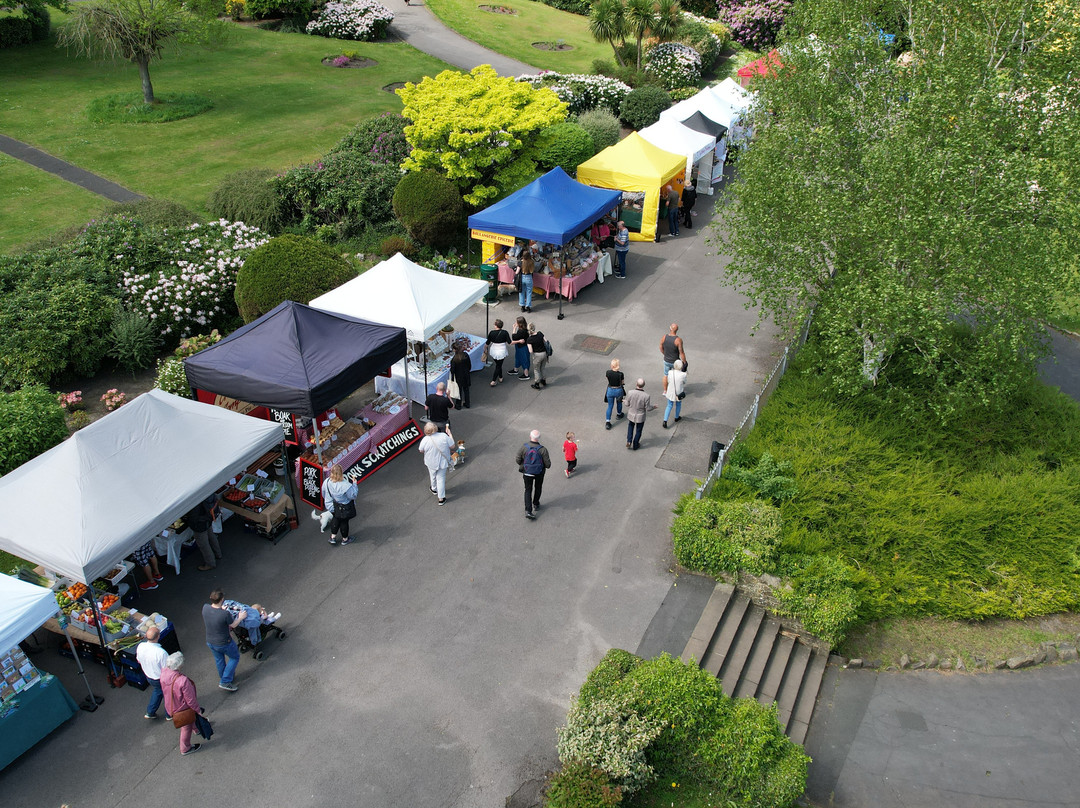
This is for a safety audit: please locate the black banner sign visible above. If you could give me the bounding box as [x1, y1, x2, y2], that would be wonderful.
[298, 460, 323, 509]
[269, 408, 298, 446]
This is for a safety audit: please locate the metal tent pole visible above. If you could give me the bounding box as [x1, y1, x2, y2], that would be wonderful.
[557, 247, 566, 320]
[60, 618, 104, 711]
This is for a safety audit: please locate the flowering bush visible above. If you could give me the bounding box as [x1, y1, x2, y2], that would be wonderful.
[224, 0, 244, 19]
[332, 54, 351, 67]
[118, 221, 269, 340]
[306, 0, 393, 41]
[717, 0, 791, 51]
[57, 391, 84, 411]
[644, 43, 703, 91]
[175, 330, 222, 359]
[516, 72, 630, 116]
[101, 389, 126, 411]
[154, 358, 191, 398]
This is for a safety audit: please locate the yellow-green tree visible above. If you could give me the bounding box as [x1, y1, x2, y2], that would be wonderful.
[397, 66, 569, 207]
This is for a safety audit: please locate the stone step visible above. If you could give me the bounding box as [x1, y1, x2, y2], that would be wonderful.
[716, 605, 764, 696]
[680, 582, 734, 666]
[700, 593, 750, 679]
[785, 649, 829, 746]
[732, 616, 781, 699]
[774, 640, 812, 730]
[756, 632, 795, 707]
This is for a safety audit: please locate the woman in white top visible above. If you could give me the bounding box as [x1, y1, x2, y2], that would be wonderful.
[662, 359, 687, 428]
[418, 421, 455, 505]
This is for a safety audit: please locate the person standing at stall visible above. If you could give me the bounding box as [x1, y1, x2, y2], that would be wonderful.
[160, 652, 204, 756]
[666, 184, 680, 237]
[449, 341, 472, 409]
[485, 318, 511, 386]
[614, 221, 629, 278]
[681, 183, 697, 229]
[187, 493, 221, 572]
[202, 590, 245, 691]
[321, 464, 359, 546]
[424, 381, 455, 433]
[518, 248, 535, 313]
[137, 625, 169, 720]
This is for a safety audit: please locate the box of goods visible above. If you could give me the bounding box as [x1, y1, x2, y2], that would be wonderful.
[235, 473, 259, 494]
[105, 560, 134, 586]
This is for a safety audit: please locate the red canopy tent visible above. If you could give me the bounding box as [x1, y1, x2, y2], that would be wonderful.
[737, 49, 783, 87]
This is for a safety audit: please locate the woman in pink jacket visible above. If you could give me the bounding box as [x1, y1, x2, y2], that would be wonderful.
[161, 652, 204, 756]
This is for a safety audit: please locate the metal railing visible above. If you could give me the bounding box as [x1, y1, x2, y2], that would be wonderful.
[694, 313, 813, 499]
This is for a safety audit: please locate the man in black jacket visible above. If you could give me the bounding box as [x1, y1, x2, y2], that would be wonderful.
[514, 429, 551, 520]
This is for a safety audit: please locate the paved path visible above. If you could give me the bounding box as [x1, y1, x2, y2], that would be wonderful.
[387, 0, 537, 76]
[804, 325, 1080, 808]
[0, 133, 143, 202]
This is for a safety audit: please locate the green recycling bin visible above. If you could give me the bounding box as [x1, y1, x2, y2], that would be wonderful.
[481, 263, 499, 303]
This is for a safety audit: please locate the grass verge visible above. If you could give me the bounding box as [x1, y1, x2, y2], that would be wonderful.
[423, 0, 609, 72]
[85, 92, 215, 124]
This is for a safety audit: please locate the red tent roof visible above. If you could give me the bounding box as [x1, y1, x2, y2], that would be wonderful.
[737, 49, 783, 87]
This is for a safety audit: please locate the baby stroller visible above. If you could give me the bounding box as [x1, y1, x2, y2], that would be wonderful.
[224, 599, 287, 661]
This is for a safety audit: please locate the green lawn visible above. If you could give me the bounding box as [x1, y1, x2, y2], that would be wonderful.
[0, 14, 451, 247]
[424, 0, 610, 73]
[0, 153, 109, 253]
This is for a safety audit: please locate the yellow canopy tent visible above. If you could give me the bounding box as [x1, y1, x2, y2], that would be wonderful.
[575, 133, 686, 242]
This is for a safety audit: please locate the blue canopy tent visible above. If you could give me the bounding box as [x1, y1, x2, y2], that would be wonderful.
[468, 168, 622, 319]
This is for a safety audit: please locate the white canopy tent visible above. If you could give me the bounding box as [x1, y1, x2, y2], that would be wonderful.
[702, 83, 754, 148]
[712, 77, 754, 109]
[310, 252, 488, 342]
[0, 390, 283, 585]
[638, 117, 717, 195]
[0, 574, 58, 654]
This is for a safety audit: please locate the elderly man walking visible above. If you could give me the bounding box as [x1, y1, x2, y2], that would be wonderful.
[515, 429, 551, 520]
[137, 625, 170, 720]
[625, 379, 655, 450]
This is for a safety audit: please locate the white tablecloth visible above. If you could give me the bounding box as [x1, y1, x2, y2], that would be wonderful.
[153, 527, 193, 575]
[375, 334, 487, 406]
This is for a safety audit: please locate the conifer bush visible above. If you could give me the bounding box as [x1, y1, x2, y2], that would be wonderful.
[234, 234, 355, 322]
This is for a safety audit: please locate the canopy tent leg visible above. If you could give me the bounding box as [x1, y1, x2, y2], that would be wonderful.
[404, 360, 414, 421]
[61, 620, 103, 711]
[557, 247, 566, 320]
[279, 439, 299, 531]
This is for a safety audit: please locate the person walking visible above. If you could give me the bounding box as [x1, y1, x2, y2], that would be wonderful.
[137, 625, 169, 720]
[321, 464, 358, 546]
[202, 590, 244, 692]
[563, 432, 578, 477]
[660, 323, 688, 378]
[418, 421, 454, 505]
[518, 247, 535, 313]
[187, 493, 222, 572]
[511, 316, 531, 380]
[604, 358, 626, 429]
[624, 379, 655, 450]
[666, 184, 680, 237]
[527, 322, 549, 389]
[424, 381, 454, 433]
[613, 220, 629, 278]
[160, 652, 205, 756]
[485, 318, 511, 386]
[662, 359, 687, 428]
[449, 341, 472, 409]
[681, 183, 697, 229]
[515, 429, 550, 520]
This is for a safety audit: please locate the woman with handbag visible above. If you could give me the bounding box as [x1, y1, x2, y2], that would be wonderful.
[321, 464, 359, 546]
[160, 652, 204, 756]
[662, 359, 687, 428]
[485, 318, 511, 386]
[448, 341, 471, 409]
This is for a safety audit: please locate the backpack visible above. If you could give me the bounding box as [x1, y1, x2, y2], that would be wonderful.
[522, 444, 545, 475]
[544, 339, 553, 357]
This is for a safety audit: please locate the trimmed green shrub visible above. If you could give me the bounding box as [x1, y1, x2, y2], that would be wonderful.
[776, 556, 861, 646]
[544, 762, 622, 808]
[536, 122, 596, 174]
[245, 0, 311, 20]
[24, 4, 50, 40]
[536, 0, 590, 14]
[104, 199, 200, 231]
[619, 85, 671, 129]
[672, 497, 782, 576]
[234, 234, 355, 322]
[708, 20, 733, 50]
[669, 86, 699, 101]
[0, 16, 32, 48]
[391, 171, 464, 249]
[379, 234, 415, 257]
[275, 154, 401, 238]
[675, 17, 720, 70]
[208, 168, 283, 233]
[577, 649, 643, 708]
[557, 693, 663, 796]
[725, 452, 798, 502]
[576, 108, 621, 151]
[108, 309, 161, 373]
[0, 385, 69, 475]
[331, 113, 411, 165]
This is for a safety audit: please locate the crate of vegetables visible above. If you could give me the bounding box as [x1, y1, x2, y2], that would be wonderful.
[104, 561, 133, 586]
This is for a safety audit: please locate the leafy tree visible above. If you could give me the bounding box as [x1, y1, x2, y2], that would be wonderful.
[58, 0, 227, 104]
[397, 66, 568, 207]
[717, 0, 1080, 422]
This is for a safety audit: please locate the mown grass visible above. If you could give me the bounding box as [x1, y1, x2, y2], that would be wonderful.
[423, 0, 610, 72]
[0, 154, 109, 254]
[0, 13, 451, 250]
[709, 348, 1080, 628]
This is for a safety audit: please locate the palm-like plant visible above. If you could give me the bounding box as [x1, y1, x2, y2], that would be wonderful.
[624, 0, 656, 69]
[652, 0, 681, 42]
[589, 0, 627, 66]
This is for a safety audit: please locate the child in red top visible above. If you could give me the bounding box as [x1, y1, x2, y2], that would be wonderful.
[563, 432, 578, 477]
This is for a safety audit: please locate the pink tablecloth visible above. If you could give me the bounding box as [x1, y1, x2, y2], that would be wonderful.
[497, 258, 599, 302]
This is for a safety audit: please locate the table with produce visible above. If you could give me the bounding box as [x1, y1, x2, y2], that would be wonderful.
[217, 472, 293, 531]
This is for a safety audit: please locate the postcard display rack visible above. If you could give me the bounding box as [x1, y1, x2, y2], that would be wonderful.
[374, 330, 487, 407]
[294, 393, 420, 510]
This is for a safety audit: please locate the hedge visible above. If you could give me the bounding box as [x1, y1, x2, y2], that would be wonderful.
[0, 385, 69, 476]
[391, 171, 463, 249]
[234, 234, 355, 322]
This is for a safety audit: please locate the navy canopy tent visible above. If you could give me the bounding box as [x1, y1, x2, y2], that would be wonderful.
[468, 167, 622, 246]
[184, 301, 407, 417]
[681, 110, 728, 140]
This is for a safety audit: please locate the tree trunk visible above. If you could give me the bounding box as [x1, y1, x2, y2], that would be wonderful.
[610, 40, 624, 67]
[137, 57, 155, 104]
[861, 332, 885, 386]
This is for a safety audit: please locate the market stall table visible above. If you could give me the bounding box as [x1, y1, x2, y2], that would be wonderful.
[218, 493, 294, 532]
[375, 332, 487, 406]
[0, 675, 78, 771]
[496, 254, 600, 302]
[153, 527, 193, 576]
